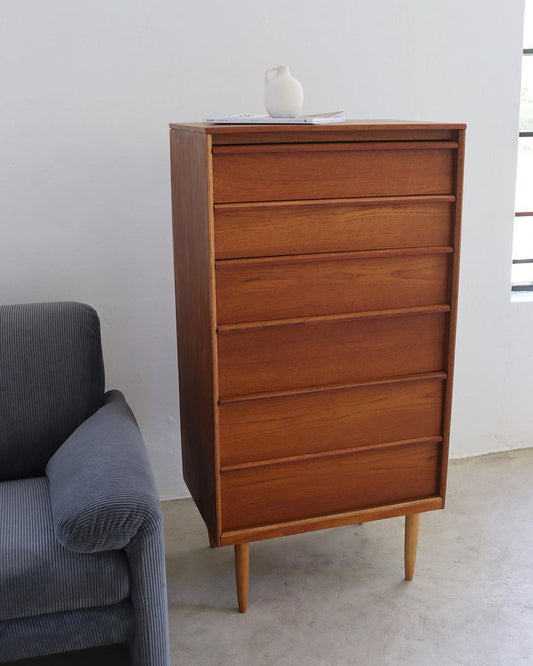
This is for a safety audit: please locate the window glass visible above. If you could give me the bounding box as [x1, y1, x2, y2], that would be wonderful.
[512, 262, 533, 286]
[515, 137, 533, 212]
[519, 56, 533, 132]
[512, 216, 533, 259]
[512, 1, 533, 291]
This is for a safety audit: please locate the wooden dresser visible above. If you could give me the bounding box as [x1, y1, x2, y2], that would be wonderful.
[169, 120, 465, 612]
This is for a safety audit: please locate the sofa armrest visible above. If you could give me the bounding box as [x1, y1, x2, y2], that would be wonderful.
[46, 390, 162, 553]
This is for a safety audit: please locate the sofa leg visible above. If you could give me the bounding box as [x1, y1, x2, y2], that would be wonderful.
[234, 543, 249, 613]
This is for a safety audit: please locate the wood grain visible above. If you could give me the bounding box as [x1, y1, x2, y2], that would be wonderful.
[170, 128, 218, 539]
[404, 514, 421, 580]
[217, 309, 448, 398]
[212, 142, 455, 203]
[439, 127, 467, 502]
[169, 121, 465, 555]
[220, 439, 441, 531]
[214, 197, 454, 260]
[219, 375, 445, 466]
[171, 120, 465, 147]
[216, 250, 451, 324]
[234, 543, 250, 613]
[209, 129, 459, 145]
[220, 497, 443, 545]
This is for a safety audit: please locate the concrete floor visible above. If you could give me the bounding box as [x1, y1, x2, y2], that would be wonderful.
[164, 449, 533, 666]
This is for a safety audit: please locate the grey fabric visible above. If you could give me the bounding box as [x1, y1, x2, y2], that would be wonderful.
[46, 390, 162, 553]
[0, 302, 105, 481]
[0, 476, 130, 622]
[46, 389, 171, 665]
[0, 602, 133, 662]
[0, 302, 170, 665]
[124, 515, 170, 666]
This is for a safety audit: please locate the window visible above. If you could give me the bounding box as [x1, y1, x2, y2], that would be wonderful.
[512, 0, 533, 291]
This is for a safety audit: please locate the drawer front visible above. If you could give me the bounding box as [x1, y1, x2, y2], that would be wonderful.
[220, 377, 445, 466]
[216, 252, 450, 324]
[217, 311, 447, 398]
[214, 199, 454, 260]
[221, 440, 441, 530]
[212, 142, 455, 203]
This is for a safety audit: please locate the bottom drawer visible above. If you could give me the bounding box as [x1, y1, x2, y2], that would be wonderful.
[220, 440, 441, 531]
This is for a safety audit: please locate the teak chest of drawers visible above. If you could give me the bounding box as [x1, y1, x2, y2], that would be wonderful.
[169, 120, 465, 612]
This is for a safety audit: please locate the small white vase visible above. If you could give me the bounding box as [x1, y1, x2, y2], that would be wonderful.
[264, 65, 304, 118]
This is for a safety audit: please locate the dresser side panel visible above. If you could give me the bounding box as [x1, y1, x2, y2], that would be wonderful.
[440, 128, 466, 501]
[170, 128, 218, 537]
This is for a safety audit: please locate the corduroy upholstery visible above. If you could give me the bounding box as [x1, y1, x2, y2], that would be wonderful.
[46, 390, 162, 554]
[0, 301, 105, 481]
[0, 302, 170, 665]
[0, 477, 130, 622]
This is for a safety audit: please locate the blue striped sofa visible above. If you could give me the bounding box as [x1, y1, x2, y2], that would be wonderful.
[0, 302, 170, 665]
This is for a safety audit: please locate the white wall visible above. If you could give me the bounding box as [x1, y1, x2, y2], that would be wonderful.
[1, 0, 530, 499]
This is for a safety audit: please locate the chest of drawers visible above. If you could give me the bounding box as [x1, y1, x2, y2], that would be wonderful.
[170, 120, 465, 612]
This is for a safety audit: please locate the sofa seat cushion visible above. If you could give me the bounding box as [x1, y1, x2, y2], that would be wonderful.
[0, 477, 130, 622]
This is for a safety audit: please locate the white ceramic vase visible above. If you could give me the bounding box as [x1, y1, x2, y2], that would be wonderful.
[264, 65, 304, 118]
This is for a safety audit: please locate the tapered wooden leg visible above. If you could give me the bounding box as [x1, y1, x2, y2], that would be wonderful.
[234, 543, 249, 613]
[208, 531, 216, 548]
[404, 513, 420, 581]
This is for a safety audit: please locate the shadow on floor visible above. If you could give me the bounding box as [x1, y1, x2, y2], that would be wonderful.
[3, 643, 129, 666]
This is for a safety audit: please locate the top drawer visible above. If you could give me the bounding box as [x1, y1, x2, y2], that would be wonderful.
[212, 141, 456, 203]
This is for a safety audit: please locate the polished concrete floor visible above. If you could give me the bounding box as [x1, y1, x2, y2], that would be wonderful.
[10, 449, 532, 666]
[164, 449, 533, 666]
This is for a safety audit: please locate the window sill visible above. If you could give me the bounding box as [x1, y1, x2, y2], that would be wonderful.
[511, 289, 533, 303]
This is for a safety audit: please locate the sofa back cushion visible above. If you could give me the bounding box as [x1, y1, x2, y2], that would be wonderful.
[0, 302, 105, 480]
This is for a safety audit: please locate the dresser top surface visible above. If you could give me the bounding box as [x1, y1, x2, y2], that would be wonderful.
[169, 120, 466, 145]
[171, 120, 466, 132]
